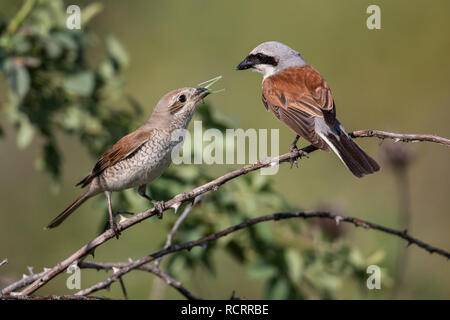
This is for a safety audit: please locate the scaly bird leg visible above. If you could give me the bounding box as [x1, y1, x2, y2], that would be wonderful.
[138, 185, 164, 219]
[289, 135, 309, 168]
[104, 191, 120, 239]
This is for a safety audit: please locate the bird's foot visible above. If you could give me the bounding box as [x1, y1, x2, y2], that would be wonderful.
[110, 220, 121, 239]
[289, 144, 309, 168]
[152, 200, 165, 219]
[298, 149, 309, 159]
[289, 144, 299, 168]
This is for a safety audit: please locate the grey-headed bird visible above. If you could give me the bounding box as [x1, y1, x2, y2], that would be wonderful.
[237, 41, 380, 177]
[46, 87, 210, 237]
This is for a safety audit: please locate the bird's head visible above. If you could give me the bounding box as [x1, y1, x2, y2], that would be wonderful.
[236, 41, 307, 78]
[148, 87, 210, 129]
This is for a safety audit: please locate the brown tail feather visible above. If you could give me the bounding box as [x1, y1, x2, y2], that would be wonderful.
[322, 123, 380, 178]
[46, 190, 92, 229]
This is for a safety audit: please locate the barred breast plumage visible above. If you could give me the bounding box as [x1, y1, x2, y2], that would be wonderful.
[98, 129, 175, 191]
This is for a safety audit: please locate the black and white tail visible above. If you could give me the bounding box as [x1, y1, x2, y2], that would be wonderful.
[318, 121, 380, 178]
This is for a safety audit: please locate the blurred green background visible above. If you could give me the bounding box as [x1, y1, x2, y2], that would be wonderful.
[0, 0, 449, 299]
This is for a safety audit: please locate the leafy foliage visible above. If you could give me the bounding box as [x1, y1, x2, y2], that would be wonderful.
[0, 0, 385, 299]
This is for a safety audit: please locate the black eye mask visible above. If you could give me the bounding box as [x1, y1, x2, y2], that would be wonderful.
[247, 53, 278, 66]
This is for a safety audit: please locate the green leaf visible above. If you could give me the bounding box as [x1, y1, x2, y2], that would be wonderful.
[225, 240, 246, 263]
[64, 72, 95, 96]
[247, 260, 277, 279]
[44, 37, 62, 59]
[53, 31, 77, 51]
[266, 277, 290, 299]
[41, 141, 62, 179]
[106, 35, 128, 69]
[8, 64, 30, 100]
[366, 250, 385, 265]
[81, 2, 104, 25]
[16, 116, 35, 149]
[285, 249, 303, 283]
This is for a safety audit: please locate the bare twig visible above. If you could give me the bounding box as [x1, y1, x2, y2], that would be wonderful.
[0, 259, 8, 267]
[6, 129, 448, 296]
[149, 197, 200, 299]
[156, 196, 201, 268]
[381, 141, 415, 298]
[75, 210, 450, 296]
[77, 261, 200, 300]
[350, 130, 450, 146]
[118, 277, 128, 300]
[1, 272, 43, 294]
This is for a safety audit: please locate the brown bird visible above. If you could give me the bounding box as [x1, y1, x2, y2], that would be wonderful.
[46, 87, 210, 237]
[237, 41, 380, 177]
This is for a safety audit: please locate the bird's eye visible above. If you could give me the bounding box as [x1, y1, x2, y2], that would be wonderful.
[178, 95, 186, 103]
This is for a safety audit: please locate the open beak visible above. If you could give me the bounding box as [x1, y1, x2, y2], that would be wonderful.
[236, 57, 253, 70]
[195, 87, 210, 100]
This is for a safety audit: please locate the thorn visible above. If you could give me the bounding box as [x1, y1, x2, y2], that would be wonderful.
[394, 138, 401, 143]
[89, 248, 96, 258]
[10, 292, 21, 296]
[22, 274, 28, 280]
[119, 215, 128, 223]
[112, 267, 120, 274]
[0, 258, 8, 267]
[335, 216, 343, 225]
[193, 195, 202, 206]
[170, 202, 181, 214]
[213, 185, 219, 191]
[27, 266, 34, 275]
[128, 257, 133, 263]
[43, 267, 51, 272]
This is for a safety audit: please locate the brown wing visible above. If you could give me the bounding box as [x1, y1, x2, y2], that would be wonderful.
[262, 65, 336, 150]
[76, 127, 152, 188]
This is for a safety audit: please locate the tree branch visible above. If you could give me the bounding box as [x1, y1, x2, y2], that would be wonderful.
[148, 197, 200, 299]
[2, 129, 447, 296]
[74, 210, 450, 297]
[78, 261, 200, 300]
[350, 130, 450, 146]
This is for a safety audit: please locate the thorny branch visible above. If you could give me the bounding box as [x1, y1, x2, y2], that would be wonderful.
[77, 261, 200, 300]
[1, 129, 449, 298]
[148, 197, 199, 299]
[74, 210, 450, 296]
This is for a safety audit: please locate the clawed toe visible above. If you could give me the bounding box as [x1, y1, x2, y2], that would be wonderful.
[298, 150, 309, 159]
[111, 220, 121, 239]
[152, 201, 165, 219]
[289, 145, 299, 168]
[288, 145, 309, 169]
[289, 157, 298, 169]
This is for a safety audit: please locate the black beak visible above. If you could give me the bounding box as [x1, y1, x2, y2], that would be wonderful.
[195, 87, 210, 98]
[236, 57, 253, 70]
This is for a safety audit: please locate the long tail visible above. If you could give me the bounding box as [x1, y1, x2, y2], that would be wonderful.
[46, 189, 92, 229]
[317, 120, 380, 178]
